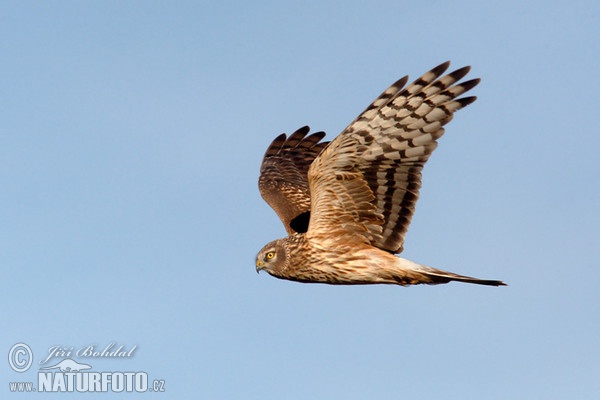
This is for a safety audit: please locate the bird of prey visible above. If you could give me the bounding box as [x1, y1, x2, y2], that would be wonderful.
[256, 61, 505, 287]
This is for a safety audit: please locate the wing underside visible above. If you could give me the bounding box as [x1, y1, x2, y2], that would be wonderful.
[307, 62, 480, 253]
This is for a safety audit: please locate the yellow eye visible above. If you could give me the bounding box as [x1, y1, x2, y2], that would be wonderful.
[266, 252, 275, 259]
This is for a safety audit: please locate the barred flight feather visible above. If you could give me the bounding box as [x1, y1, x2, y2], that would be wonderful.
[309, 61, 480, 254]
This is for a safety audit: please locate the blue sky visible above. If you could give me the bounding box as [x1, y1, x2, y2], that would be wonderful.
[1, 1, 599, 398]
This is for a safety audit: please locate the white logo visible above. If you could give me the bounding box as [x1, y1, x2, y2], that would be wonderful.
[8, 343, 33, 373]
[7, 342, 166, 394]
[39, 358, 91, 372]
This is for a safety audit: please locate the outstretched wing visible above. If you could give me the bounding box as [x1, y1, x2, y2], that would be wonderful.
[307, 61, 479, 253]
[259, 126, 329, 235]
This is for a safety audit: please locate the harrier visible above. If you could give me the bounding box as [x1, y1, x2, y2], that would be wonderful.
[256, 62, 505, 287]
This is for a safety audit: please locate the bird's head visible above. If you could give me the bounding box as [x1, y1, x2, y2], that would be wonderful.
[256, 239, 288, 276]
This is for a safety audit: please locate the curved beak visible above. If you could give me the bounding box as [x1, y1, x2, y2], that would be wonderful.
[256, 259, 265, 274]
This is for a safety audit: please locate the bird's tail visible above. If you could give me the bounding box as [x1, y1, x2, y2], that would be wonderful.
[394, 257, 506, 286]
[418, 266, 506, 286]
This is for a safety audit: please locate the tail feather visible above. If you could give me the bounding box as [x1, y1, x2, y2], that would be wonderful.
[419, 266, 506, 287]
[393, 257, 506, 286]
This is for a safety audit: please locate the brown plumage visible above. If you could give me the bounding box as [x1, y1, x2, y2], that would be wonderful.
[259, 126, 329, 234]
[256, 61, 506, 287]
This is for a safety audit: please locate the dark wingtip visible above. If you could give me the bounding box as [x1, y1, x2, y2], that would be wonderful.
[447, 65, 472, 81]
[459, 78, 481, 92]
[262, 133, 288, 157]
[409, 61, 451, 88]
[392, 75, 409, 90]
[457, 96, 478, 107]
[292, 125, 311, 136]
[432, 61, 451, 76]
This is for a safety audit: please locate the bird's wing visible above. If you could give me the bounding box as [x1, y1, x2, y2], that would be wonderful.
[259, 126, 330, 235]
[307, 62, 479, 253]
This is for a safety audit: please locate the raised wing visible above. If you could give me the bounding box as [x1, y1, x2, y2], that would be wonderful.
[307, 61, 480, 253]
[259, 126, 329, 235]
